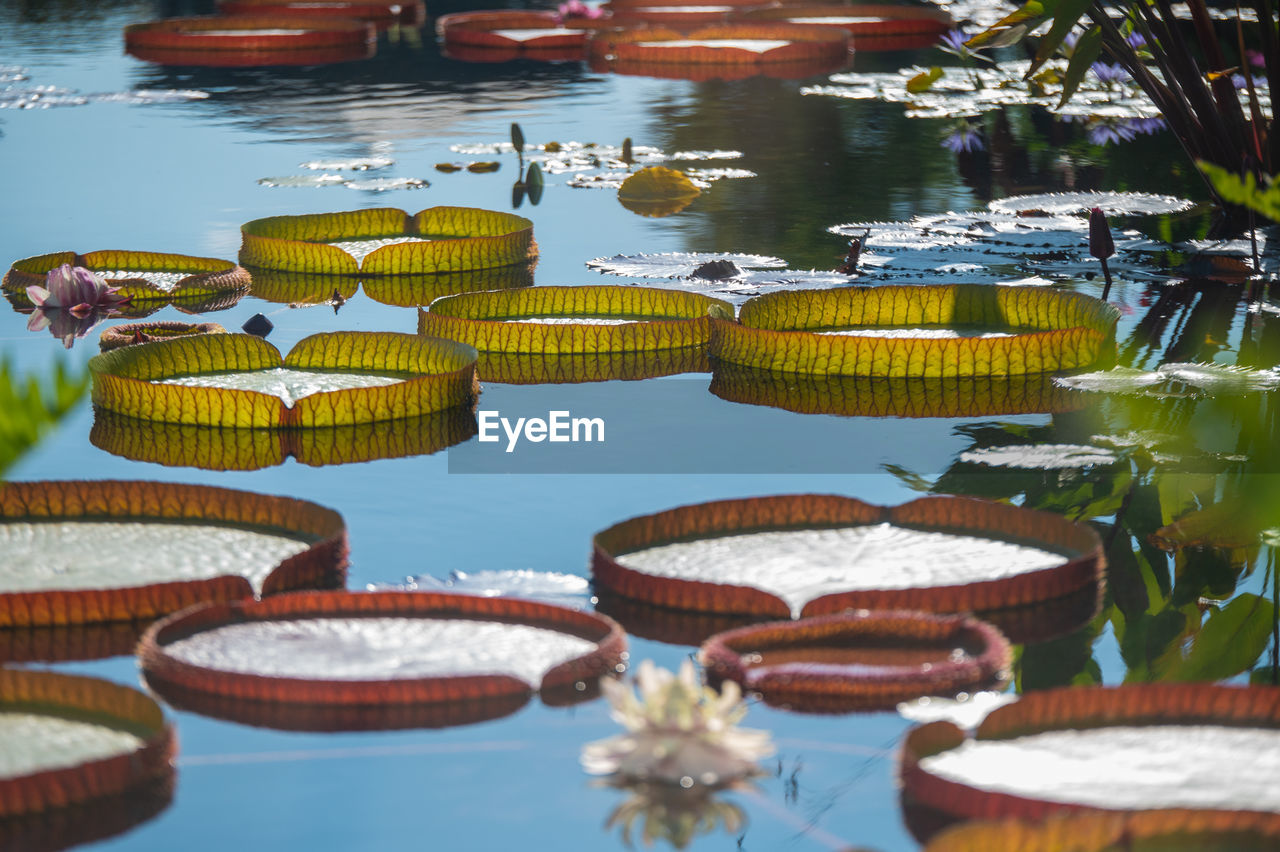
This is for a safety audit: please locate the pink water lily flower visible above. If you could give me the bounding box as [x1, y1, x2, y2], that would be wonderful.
[556, 1, 605, 22]
[26, 264, 129, 317]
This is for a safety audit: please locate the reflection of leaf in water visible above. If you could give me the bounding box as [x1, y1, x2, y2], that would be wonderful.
[1057, 363, 1280, 396]
[618, 166, 702, 218]
[1155, 594, 1277, 682]
[602, 779, 747, 851]
[989, 190, 1194, 216]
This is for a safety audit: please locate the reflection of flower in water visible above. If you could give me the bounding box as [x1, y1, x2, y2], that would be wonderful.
[603, 778, 747, 850]
[942, 120, 984, 153]
[24, 264, 130, 348]
[27, 306, 116, 349]
[581, 660, 774, 788]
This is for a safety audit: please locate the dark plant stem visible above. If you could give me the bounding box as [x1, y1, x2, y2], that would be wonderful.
[1100, 258, 1114, 300]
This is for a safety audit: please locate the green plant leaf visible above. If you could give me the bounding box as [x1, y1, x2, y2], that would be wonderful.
[906, 66, 944, 94]
[1058, 24, 1103, 108]
[1156, 594, 1277, 682]
[0, 360, 89, 477]
[1198, 160, 1280, 223]
[510, 122, 525, 153]
[1031, 0, 1095, 74]
[967, 2, 1050, 50]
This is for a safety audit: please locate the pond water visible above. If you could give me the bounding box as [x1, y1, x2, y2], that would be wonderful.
[1, 1, 1276, 850]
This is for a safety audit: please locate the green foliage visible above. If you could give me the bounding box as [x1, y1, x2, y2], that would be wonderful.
[1156, 594, 1278, 681]
[1198, 161, 1280, 223]
[1058, 25, 1103, 107]
[905, 67, 944, 94]
[0, 358, 89, 477]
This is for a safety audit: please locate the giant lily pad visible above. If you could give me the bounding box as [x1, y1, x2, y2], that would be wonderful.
[4, 250, 250, 308]
[217, 0, 427, 26]
[362, 262, 535, 308]
[700, 610, 1012, 713]
[89, 406, 476, 471]
[0, 480, 346, 627]
[742, 4, 952, 41]
[710, 363, 1087, 418]
[924, 809, 1280, 852]
[124, 15, 377, 66]
[89, 331, 478, 428]
[438, 11, 590, 58]
[617, 167, 702, 217]
[241, 268, 360, 305]
[586, 251, 853, 302]
[592, 495, 1103, 619]
[417, 286, 732, 355]
[901, 684, 1280, 825]
[139, 591, 627, 730]
[0, 621, 150, 664]
[988, 191, 1196, 217]
[0, 669, 173, 818]
[476, 347, 709, 384]
[590, 23, 849, 66]
[239, 207, 536, 276]
[712, 285, 1119, 377]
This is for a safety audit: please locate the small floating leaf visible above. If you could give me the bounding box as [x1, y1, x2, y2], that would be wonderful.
[435, 162, 464, 172]
[618, 166, 701, 217]
[467, 161, 501, 173]
[907, 66, 945, 93]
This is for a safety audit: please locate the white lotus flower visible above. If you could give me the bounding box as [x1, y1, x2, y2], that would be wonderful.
[581, 660, 774, 788]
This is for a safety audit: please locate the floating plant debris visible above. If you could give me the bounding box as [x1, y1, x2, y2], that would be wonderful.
[989, 191, 1195, 217]
[713, 285, 1119, 377]
[417, 286, 731, 354]
[0, 669, 173, 817]
[592, 495, 1102, 619]
[4, 250, 250, 306]
[90, 331, 478, 428]
[0, 480, 345, 627]
[239, 206, 535, 275]
[901, 684, 1280, 822]
[699, 610, 1012, 713]
[299, 156, 394, 171]
[140, 591, 626, 712]
[1054, 362, 1280, 396]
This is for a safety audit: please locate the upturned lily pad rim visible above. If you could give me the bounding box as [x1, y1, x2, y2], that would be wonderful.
[98, 321, 227, 352]
[3, 250, 251, 304]
[418, 286, 733, 354]
[0, 668, 174, 817]
[138, 590, 628, 709]
[123, 15, 376, 51]
[901, 684, 1280, 824]
[0, 479, 347, 628]
[591, 494, 1104, 619]
[89, 331, 479, 429]
[713, 285, 1120, 378]
[700, 610, 1012, 712]
[925, 808, 1280, 852]
[589, 23, 851, 66]
[238, 207, 536, 276]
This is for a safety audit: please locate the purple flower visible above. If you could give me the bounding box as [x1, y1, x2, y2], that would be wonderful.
[1129, 117, 1167, 135]
[1247, 49, 1265, 69]
[26, 306, 110, 350]
[942, 123, 985, 153]
[939, 29, 969, 52]
[1091, 62, 1130, 87]
[1086, 119, 1138, 146]
[26, 264, 129, 316]
[1125, 32, 1147, 49]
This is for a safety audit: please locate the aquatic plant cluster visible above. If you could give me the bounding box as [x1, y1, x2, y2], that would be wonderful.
[2, 2, 1279, 851]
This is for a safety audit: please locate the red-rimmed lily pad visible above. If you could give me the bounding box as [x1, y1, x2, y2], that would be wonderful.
[712, 285, 1120, 377]
[89, 331, 478, 429]
[139, 591, 627, 731]
[217, 0, 427, 26]
[89, 406, 476, 471]
[438, 11, 591, 58]
[3, 250, 250, 308]
[602, 3, 747, 27]
[588, 23, 850, 70]
[239, 207, 536, 276]
[592, 495, 1103, 620]
[901, 684, 1280, 829]
[417, 286, 733, 354]
[0, 668, 174, 817]
[700, 610, 1012, 713]
[0, 480, 346, 628]
[741, 4, 952, 41]
[710, 363, 1088, 418]
[924, 809, 1280, 852]
[0, 772, 172, 852]
[0, 621, 151, 664]
[98, 321, 227, 352]
[123, 15, 376, 53]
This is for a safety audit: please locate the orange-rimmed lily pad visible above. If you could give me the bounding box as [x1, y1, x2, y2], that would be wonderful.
[139, 591, 627, 730]
[3, 250, 250, 307]
[417, 286, 732, 355]
[0, 772, 172, 852]
[0, 621, 151, 664]
[602, 3, 746, 27]
[901, 684, 1280, 828]
[438, 11, 591, 55]
[239, 207, 536, 276]
[700, 610, 1011, 713]
[712, 285, 1119, 377]
[98, 321, 227, 352]
[477, 347, 710, 384]
[589, 23, 850, 67]
[0, 480, 346, 628]
[89, 331, 478, 429]
[592, 495, 1103, 619]
[362, 262, 535, 307]
[89, 405, 476, 471]
[710, 363, 1088, 418]
[217, 0, 427, 26]
[124, 15, 376, 53]
[0, 668, 174, 817]
[924, 809, 1280, 852]
[741, 4, 952, 39]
